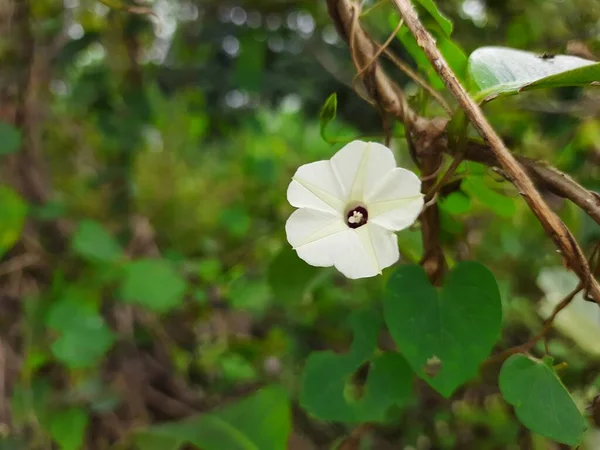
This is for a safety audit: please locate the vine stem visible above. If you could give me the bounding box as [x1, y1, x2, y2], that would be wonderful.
[484, 284, 583, 366]
[390, 0, 600, 304]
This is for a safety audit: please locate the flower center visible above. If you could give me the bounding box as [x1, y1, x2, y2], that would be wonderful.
[346, 206, 368, 229]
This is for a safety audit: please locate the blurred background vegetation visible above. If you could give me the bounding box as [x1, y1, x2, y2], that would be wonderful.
[0, 0, 599, 449]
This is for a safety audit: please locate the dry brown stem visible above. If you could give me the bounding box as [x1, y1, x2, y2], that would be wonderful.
[389, 0, 600, 303]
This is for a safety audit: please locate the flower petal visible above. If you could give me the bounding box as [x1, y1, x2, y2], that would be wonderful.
[330, 140, 396, 203]
[285, 208, 346, 267]
[367, 168, 424, 231]
[288, 160, 345, 214]
[333, 223, 400, 279]
[286, 210, 400, 279]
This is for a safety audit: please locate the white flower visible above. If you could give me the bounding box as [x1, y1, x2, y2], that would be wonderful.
[285, 140, 424, 279]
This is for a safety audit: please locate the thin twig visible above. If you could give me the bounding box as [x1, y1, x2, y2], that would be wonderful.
[391, 0, 600, 304]
[353, 18, 404, 84]
[382, 49, 452, 114]
[485, 284, 583, 366]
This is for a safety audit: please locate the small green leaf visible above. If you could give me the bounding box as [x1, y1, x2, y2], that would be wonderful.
[119, 259, 187, 313]
[0, 121, 22, 155]
[440, 192, 471, 215]
[49, 407, 89, 450]
[301, 311, 413, 422]
[51, 322, 115, 369]
[499, 354, 587, 446]
[72, 220, 123, 263]
[229, 276, 271, 315]
[463, 175, 516, 218]
[384, 262, 502, 397]
[134, 386, 291, 450]
[268, 246, 322, 305]
[319, 93, 337, 143]
[468, 47, 600, 102]
[198, 258, 222, 282]
[46, 289, 115, 369]
[415, 0, 453, 36]
[0, 185, 28, 258]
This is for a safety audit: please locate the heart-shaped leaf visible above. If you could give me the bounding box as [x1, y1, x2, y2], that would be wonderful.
[301, 311, 413, 422]
[384, 262, 502, 397]
[134, 386, 291, 450]
[468, 46, 600, 102]
[499, 354, 587, 446]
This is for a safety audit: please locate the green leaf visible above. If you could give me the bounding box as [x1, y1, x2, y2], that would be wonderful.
[0, 186, 28, 258]
[0, 121, 22, 155]
[134, 386, 291, 450]
[198, 258, 222, 282]
[468, 47, 600, 102]
[499, 354, 587, 446]
[72, 220, 123, 263]
[439, 192, 471, 215]
[119, 259, 187, 313]
[384, 262, 502, 397]
[46, 286, 114, 369]
[234, 37, 266, 93]
[415, 0, 453, 36]
[319, 93, 337, 143]
[49, 407, 89, 450]
[301, 311, 413, 422]
[229, 276, 271, 315]
[267, 246, 322, 305]
[11, 378, 52, 428]
[463, 175, 516, 218]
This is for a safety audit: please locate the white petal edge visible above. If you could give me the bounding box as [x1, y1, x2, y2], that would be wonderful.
[365, 167, 423, 204]
[367, 168, 424, 232]
[285, 208, 346, 267]
[369, 196, 424, 232]
[289, 160, 346, 213]
[332, 223, 400, 279]
[330, 140, 397, 203]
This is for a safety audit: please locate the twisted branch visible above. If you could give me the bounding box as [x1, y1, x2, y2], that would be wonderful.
[389, 0, 600, 303]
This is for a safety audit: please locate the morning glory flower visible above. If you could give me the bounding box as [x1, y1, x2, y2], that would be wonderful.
[285, 140, 424, 279]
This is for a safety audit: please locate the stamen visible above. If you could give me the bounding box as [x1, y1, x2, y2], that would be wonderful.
[346, 206, 368, 229]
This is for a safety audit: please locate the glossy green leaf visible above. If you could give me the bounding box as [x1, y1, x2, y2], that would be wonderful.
[415, 0, 453, 36]
[0, 121, 22, 155]
[0, 186, 27, 258]
[134, 386, 291, 450]
[468, 47, 600, 102]
[499, 354, 587, 446]
[49, 407, 89, 450]
[463, 175, 516, 218]
[301, 311, 413, 422]
[319, 93, 337, 142]
[119, 259, 187, 313]
[384, 262, 502, 397]
[268, 246, 322, 305]
[72, 220, 123, 263]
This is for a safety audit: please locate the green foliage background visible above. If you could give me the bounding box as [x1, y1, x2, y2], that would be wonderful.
[0, 0, 599, 449]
